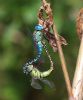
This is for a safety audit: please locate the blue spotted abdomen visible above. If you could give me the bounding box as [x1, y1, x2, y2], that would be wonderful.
[25, 42, 43, 66]
[25, 30, 43, 66]
[37, 41, 43, 55]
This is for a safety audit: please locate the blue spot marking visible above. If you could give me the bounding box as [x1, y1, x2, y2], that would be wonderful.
[35, 25, 44, 31]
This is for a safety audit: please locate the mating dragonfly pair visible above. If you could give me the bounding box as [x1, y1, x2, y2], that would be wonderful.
[23, 24, 55, 89]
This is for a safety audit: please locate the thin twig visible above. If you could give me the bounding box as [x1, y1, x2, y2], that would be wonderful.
[53, 24, 74, 100]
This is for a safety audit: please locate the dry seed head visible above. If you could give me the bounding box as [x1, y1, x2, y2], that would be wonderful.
[76, 8, 83, 39]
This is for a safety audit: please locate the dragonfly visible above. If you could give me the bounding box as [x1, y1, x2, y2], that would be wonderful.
[23, 24, 55, 89]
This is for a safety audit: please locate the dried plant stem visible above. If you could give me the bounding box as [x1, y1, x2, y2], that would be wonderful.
[53, 24, 73, 98]
[72, 35, 83, 100]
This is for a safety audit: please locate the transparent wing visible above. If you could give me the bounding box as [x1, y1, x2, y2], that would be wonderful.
[31, 78, 42, 89]
[41, 79, 55, 88]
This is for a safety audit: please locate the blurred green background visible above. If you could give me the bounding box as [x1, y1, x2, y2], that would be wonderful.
[0, 0, 82, 100]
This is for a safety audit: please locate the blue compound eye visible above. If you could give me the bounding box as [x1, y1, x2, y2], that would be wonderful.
[35, 25, 44, 31]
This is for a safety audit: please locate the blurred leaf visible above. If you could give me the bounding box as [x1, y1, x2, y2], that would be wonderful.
[2, 86, 21, 100]
[0, 6, 7, 20]
[2, 22, 21, 47]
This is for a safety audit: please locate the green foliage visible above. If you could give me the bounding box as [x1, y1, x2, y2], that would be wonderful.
[0, 0, 82, 100]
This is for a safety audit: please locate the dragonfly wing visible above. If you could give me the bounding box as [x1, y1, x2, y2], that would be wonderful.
[31, 78, 42, 89]
[41, 79, 55, 88]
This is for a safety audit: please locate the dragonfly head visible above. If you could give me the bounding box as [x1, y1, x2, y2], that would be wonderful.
[23, 64, 33, 74]
[35, 24, 44, 31]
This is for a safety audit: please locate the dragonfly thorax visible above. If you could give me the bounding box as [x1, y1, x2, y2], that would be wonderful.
[33, 31, 43, 42]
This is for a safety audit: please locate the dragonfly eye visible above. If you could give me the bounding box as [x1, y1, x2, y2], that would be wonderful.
[35, 25, 44, 31]
[23, 66, 28, 74]
[23, 64, 33, 74]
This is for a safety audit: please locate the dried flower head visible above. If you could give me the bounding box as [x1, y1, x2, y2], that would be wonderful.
[38, 0, 67, 52]
[76, 8, 83, 39]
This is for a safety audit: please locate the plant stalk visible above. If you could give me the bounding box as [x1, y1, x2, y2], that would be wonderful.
[53, 24, 73, 98]
[72, 35, 83, 100]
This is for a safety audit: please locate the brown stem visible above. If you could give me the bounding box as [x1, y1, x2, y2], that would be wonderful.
[52, 24, 73, 98]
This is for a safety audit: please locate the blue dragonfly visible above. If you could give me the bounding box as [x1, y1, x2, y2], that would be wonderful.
[23, 25, 55, 89]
